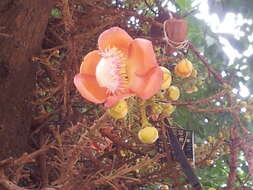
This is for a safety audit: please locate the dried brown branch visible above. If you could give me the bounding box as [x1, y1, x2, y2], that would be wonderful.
[240, 140, 253, 181]
[225, 127, 239, 190]
[159, 89, 228, 106]
[0, 169, 28, 190]
[90, 154, 164, 187]
[185, 105, 238, 113]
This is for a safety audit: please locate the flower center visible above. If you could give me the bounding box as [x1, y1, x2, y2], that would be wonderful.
[96, 47, 128, 94]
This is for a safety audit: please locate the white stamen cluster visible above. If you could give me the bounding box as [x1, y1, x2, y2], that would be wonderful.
[96, 47, 128, 95]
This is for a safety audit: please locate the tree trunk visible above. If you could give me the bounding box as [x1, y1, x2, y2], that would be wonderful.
[0, 0, 52, 160]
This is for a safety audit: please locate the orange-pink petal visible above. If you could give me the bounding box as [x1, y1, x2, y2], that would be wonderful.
[80, 50, 101, 76]
[129, 67, 163, 99]
[127, 38, 159, 89]
[74, 73, 107, 104]
[104, 91, 135, 108]
[98, 27, 133, 55]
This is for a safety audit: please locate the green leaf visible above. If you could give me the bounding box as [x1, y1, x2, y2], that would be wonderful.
[51, 8, 61, 18]
[175, 0, 192, 11]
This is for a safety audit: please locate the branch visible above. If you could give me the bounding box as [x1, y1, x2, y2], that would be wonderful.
[225, 127, 239, 190]
[185, 105, 238, 113]
[158, 89, 228, 106]
[0, 169, 28, 190]
[188, 43, 228, 84]
[144, 0, 157, 14]
[240, 140, 253, 181]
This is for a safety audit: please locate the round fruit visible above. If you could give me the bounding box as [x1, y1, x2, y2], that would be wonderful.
[160, 66, 172, 90]
[191, 69, 198, 78]
[163, 104, 175, 115]
[239, 101, 247, 107]
[186, 86, 198, 94]
[120, 150, 126, 157]
[244, 113, 251, 121]
[152, 103, 163, 114]
[207, 136, 215, 144]
[160, 185, 169, 190]
[175, 59, 193, 78]
[138, 127, 159, 144]
[206, 160, 214, 165]
[108, 100, 128, 119]
[218, 132, 224, 139]
[167, 86, 180, 101]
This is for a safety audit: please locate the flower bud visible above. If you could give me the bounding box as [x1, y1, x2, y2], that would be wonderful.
[175, 59, 193, 78]
[138, 127, 159, 144]
[108, 100, 128, 119]
[160, 66, 172, 90]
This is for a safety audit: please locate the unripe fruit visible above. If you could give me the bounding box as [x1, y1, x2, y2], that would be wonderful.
[138, 127, 159, 144]
[206, 160, 214, 165]
[160, 66, 172, 90]
[244, 113, 251, 121]
[191, 69, 198, 78]
[167, 86, 180, 101]
[163, 104, 175, 115]
[186, 86, 198, 94]
[160, 185, 169, 190]
[175, 59, 193, 78]
[108, 100, 128, 119]
[152, 103, 163, 114]
[120, 150, 126, 157]
[207, 136, 215, 144]
[218, 132, 224, 139]
[239, 101, 247, 107]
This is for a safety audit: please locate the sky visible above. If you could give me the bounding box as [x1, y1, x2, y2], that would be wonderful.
[169, 0, 253, 98]
[124, 0, 253, 98]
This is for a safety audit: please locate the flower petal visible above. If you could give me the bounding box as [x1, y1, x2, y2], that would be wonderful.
[98, 27, 133, 54]
[104, 92, 134, 108]
[130, 67, 163, 99]
[127, 38, 159, 89]
[74, 73, 107, 104]
[80, 50, 101, 76]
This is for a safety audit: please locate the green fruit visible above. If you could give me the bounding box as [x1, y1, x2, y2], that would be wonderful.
[108, 100, 128, 119]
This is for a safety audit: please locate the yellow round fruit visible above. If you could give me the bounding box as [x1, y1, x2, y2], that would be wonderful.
[186, 86, 198, 94]
[108, 100, 128, 119]
[120, 150, 126, 157]
[163, 104, 175, 115]
[206, 160, 214, 165]
[167, 86, 180, 101]
[138, 127, 159, 144]
[239, 101, 247, 107]
[152, 103, 163, 115]
[218, 132, 224, 139]
[160, 185, 169, 190]
[207, 136, 215, 144]
[175, 59, 193, 78]
[244, 113, 251, 121]
[191, 69, 198, 78]
[160, 66, 172, 90]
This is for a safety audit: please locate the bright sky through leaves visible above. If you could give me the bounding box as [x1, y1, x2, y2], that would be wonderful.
[192, 0, 252, 98]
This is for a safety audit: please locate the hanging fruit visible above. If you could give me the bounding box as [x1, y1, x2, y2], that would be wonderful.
[138, 126, 159, 144]
[174, 59, 193, 78]
[108, 99, 128, 119]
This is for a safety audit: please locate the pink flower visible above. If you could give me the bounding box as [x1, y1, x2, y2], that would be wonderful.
[74, 27, 163, 107]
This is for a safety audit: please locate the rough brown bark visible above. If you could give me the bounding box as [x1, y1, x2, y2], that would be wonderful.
[0, 0, 52, 161]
